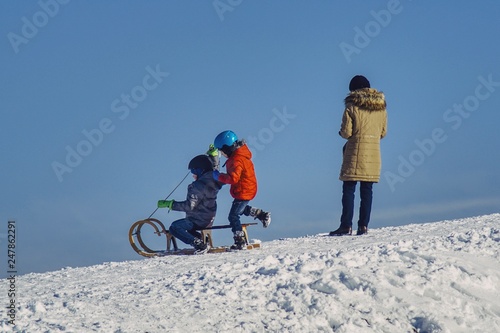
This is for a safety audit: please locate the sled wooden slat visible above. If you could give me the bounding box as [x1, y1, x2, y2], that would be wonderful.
[129, 219, 260, 257]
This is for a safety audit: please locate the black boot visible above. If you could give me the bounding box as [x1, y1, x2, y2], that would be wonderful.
[256, 210, 271, 228]
[230, 231, 246, 250]
[247, 207, 271, 228]
[356, 226, 368, 235]
[329, 226, 352, 236]
[192, 238, 209, 254]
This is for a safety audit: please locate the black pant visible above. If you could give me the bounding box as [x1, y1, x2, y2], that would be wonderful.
[340, 181, 373, 228]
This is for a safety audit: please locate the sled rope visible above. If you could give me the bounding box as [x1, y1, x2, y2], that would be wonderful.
[147, 170, 191, 219]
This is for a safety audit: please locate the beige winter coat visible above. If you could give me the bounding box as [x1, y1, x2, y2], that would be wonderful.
[339, 88, 387, 182]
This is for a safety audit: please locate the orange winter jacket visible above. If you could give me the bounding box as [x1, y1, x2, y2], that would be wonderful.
[218, 144, 257, 200]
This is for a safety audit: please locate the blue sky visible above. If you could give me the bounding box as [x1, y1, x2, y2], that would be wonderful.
[1, 1, 499, 276]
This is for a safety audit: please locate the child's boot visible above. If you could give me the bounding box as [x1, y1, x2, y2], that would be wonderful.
[192, 238, 209, 254]
[230, 231, 246, 250]
[248, 207, 271, 228]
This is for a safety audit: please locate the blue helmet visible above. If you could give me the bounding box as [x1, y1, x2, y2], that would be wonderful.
[214, 130, 238, 149]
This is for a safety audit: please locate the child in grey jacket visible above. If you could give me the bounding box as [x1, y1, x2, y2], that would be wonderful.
[157, 154, 222, 254]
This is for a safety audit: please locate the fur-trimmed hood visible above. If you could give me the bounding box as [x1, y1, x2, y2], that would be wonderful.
[344, 88, 386, 112]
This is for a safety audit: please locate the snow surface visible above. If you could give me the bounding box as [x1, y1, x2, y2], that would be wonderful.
[2, 214, 500, 333]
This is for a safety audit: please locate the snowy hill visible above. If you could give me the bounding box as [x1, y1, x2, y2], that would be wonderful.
[2, 214, 499, 333]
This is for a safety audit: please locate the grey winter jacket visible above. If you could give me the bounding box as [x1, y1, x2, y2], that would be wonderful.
[171, 172, 223, 228]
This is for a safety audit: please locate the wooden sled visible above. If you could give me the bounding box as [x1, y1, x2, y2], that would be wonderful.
[129, 218, 261, 257]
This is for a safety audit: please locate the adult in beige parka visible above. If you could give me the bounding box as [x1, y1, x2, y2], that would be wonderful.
[330, 75, 387, 236]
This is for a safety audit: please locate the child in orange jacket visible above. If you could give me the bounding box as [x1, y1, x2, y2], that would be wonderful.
[212, 130, 271, 249]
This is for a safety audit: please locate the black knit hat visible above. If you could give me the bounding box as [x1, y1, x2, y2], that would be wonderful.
[349, 75, 370, 91]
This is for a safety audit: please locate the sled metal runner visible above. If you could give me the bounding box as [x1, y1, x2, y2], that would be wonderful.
[129, 218, 260, 257]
